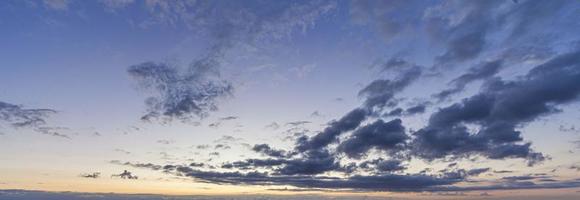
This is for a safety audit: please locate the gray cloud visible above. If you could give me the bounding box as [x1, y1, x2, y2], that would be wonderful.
[209, 116, 239, 128]
[79, 172, 100, 179]
[128, 60, 233, 122]
[359, 159, 407, 173]
[412, 48, 580, 165]
[54, 0, 580, 193]
[111, 170, 138, 180]
[126, 161, 463, 191]
[0, 101, 56, 129]
[359, 65, 422, 110]
[434, 59, 504, 100]
[252, 144, 287, 158]
[337, 119, 408, 159]
[295, 108, 367, 152]
[405, 104, 427, 115]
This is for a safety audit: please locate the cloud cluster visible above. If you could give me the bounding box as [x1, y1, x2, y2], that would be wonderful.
[34, 0, 580, 193]
[126, 32, 580, 189]
[128, 61, 233, 122]
[123, 45, 580, 191]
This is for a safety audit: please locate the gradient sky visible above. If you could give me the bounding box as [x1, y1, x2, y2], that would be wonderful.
[1, 0, 580, 199]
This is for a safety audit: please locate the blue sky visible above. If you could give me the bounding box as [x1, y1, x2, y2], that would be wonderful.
[1, 0, 580, 199]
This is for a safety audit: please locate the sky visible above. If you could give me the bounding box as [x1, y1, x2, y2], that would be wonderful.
[1, 0, 580, 199]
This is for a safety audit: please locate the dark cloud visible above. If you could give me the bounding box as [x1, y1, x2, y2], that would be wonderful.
[383, 108, 403, 117]
[348, 0, 572, 69]
[405, 104, 426, 115]
[502, 174, 551, 181]
[295, 108, 367, 152]
[276, 149, 339, 176]
[189, 162, 205, 168]
[219, 116, 238, 121]
[90, 1, 580, 193]
[109, 47, 580, 192]
[202, 46, 575, 192]
[360, 159, 407, 173]
[218, 59, 427, 186]
[118, 157, 580, 193]
[426, 1, 509, 65]
[411, 48, 580, 165]
[252, 144, 286, 158]
[337, 119, 408, 159]
[111, 170, 138, 180]
[385, 104, 427, 117]
[133, 162, 462, 191]
[434, 60, 504, 100]
[358, 66, 422, 110]
[221, 149, 339, 176]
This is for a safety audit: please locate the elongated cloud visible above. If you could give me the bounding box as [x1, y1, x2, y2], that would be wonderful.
[0, 101, 56, 129]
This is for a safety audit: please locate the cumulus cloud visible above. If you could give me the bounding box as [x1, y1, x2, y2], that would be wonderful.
[412, 48, 580, 165]
[359, 159, 407, 173]
[337, 119, 408, 159]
